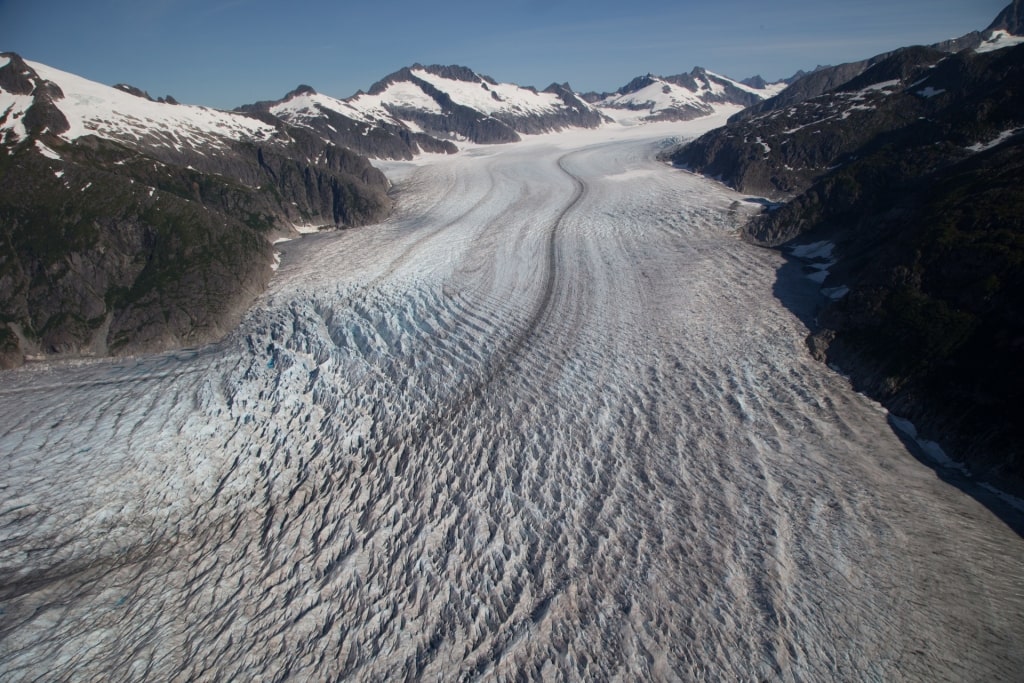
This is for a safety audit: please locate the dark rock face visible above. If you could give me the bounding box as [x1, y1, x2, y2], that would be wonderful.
[801, 136, 1024, 484]
[0, 53, 37, 95]
[669, 45, 981, 203]
[988, 0, 1024, 33]
[741, 75, 768, 89]
[114, 84, 153, 100]
[668, 34, 1024, 484]
[1, 53, 392, 365]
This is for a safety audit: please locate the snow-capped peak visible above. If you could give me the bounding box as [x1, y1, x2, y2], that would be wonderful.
[270, 85, 404, 127]
[0, 52, 278, 154]
[596, 68, 786, 124]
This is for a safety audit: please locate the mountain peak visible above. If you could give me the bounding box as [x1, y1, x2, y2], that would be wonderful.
[286, 84, 317, 99]
[987, 0, 1024, 34]
[417, 64, 492, 84]
[0, 52, 40, 96]
[114, 83, 153, 100]
[741, 75, 768, 90]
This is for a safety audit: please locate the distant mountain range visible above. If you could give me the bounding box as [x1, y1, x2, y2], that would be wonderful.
[238, 63, 777, 156]
[666, 0, 1024, 484]
[0, 54, 781, 365]
[581, 68, 787, 123]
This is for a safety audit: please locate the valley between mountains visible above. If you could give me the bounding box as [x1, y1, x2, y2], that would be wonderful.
[2, 120, 1022, 681]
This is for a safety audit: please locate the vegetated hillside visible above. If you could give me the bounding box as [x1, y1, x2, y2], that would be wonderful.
[666, 28, 1024, 484]
[804, 135, 1024, 484]
[0, 53, 392, 367]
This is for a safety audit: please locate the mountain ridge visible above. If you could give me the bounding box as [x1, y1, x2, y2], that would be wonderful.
[581, 67, 787, 123]
[663, 1, 1024, 486]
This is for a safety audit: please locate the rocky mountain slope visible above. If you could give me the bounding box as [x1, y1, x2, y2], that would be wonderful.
[665, 2, 1024, 484]
[583, 67, 786, 123]
[0, 53, 392, 366]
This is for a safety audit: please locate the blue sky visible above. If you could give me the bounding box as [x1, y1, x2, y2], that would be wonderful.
[1, 0, 1010, 109]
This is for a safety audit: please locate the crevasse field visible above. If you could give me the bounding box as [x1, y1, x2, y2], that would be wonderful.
[2, 116, 1023, 681]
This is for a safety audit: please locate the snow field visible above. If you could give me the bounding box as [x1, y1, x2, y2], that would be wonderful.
[21, 60, 278, 150]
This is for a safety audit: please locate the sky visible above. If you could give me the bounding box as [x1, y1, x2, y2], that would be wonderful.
[0, 0, 1011, 109]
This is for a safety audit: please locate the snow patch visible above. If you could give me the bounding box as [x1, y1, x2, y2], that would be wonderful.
[888, 415, 968, 475]
[916, 87, 945, 98]
[400, 118, 425, 134]
[35, 140, 62, 160]
[862, 79, 901, 93]
[976, 30, 1024, 53]
[967, 128, 1020, 152]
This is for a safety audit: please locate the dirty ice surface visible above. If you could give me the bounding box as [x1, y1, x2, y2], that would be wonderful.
[2, 120, 1023, 681]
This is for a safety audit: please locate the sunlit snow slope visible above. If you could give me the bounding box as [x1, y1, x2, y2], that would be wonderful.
[2, 117, 1023, 681]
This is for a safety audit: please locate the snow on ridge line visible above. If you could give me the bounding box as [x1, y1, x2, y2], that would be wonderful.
[25, 60, 277, 147]
[271, 88, 420, 128]
[730, 78, 788, 98]
[346, 80, 443, 119]
[409, 68, 563, 116]
[603, 78, 708, 112]
[600, 72, 787, 120]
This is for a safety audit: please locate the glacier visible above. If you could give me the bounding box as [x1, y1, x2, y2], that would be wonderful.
[2, 118, 1023, 681]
